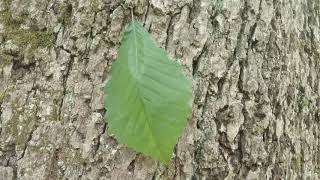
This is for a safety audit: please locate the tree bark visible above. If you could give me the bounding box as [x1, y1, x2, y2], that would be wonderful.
[0, 0, 319, 179]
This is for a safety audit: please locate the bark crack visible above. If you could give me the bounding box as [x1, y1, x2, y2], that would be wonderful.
[58, 50, 75, 121]
[143, 0, 150, 26]
[165, 15, 174, 50]
[192, 40, 208, 76]
[93, 122, 107, 156]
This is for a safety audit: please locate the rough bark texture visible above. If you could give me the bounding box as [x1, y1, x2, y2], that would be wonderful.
[0, 0, 319, 179]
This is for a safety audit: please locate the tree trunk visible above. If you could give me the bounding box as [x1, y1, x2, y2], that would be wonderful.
[0, 0, 319, 179]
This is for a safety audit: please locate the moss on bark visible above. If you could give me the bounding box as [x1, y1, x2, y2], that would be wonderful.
[0, 0, 54, 60]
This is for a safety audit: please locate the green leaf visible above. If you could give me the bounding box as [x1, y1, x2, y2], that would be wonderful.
[105, 20, 192, 163]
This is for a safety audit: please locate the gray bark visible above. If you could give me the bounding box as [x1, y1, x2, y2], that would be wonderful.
[0, 0, 319, 179]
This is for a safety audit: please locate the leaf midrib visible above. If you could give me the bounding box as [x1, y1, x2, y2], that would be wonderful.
[130, 21, 167, 161]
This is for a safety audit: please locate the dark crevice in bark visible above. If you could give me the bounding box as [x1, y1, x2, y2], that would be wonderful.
[173, 146, 178, 179]
[248, 22, 257, 49]
[193, 124, 207, 177]
[234, 0, 258, 176]
[165, 15, 174, 50]
[201, 76, 213, 113]
[127, 154, 138, 177]
[192, 40, 208, 76]
[143, 0, 150, 26]
[58, 52, 75, 121]
[58, 46, 72, 54]
[226, 1, 249, 72]
[236, 130, 245, 174]
[237, 0, 251, 127]
[192, 130, 208, 179]
[151, 167, 157, 180]
[46, 148, 60, 180]
[192, 75, 214, 178]
[12, 59, 36, 74]
[218, 132, 232, 152]
[10, 145, 18, 180]
[18, 124, 38, 161]
[90, 11, 98, 39]
[93, 122, 107, 156]
[19, 74, 41, 162]
[127, 157, 135, 174]
[78, 169, 84, 180]
[217, 76, 226, 95]
[53, 24, 63, 44]
[12, 165, 17, 180]
[0, 144, 18, 179]
[188, 0, 201, 24]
